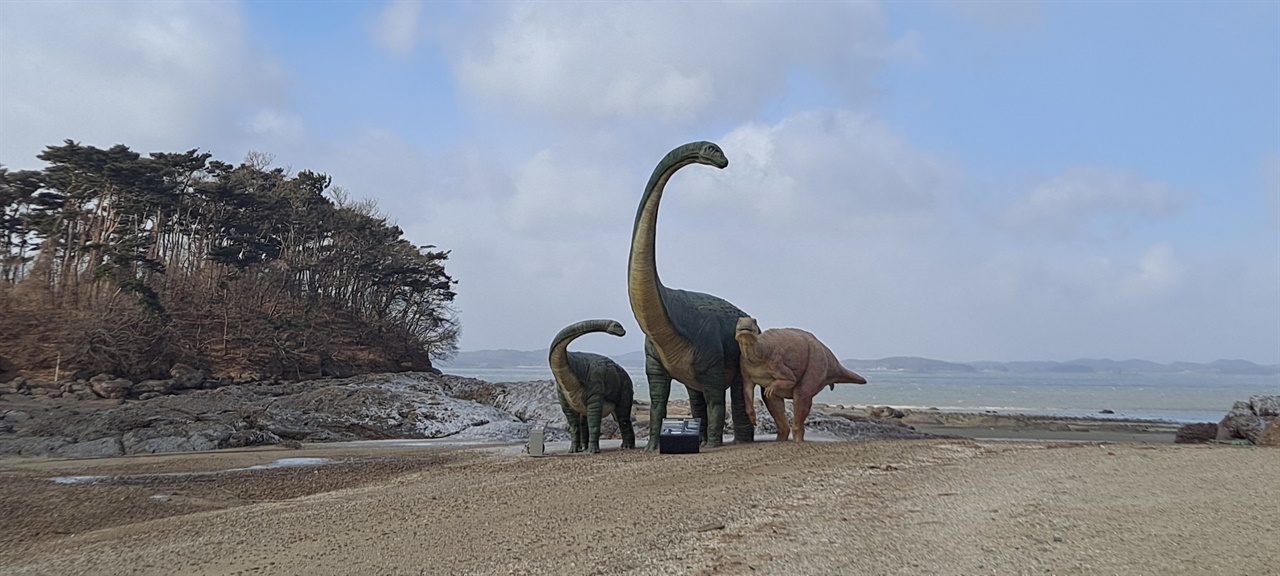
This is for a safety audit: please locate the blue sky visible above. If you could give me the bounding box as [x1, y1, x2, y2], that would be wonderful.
[2, 1, 1277, 364]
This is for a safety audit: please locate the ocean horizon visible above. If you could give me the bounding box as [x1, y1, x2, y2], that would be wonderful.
[439, 367, 1278, 424]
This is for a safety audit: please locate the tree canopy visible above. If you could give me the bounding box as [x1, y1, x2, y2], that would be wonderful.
[0, 141, 459, 381]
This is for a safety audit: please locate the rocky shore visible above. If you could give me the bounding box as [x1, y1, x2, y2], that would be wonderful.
[1, 371, 933, 459]
[4, 370, 1274, 460]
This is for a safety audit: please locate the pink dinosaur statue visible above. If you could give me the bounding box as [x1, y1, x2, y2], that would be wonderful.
[734, 317, 868, 442]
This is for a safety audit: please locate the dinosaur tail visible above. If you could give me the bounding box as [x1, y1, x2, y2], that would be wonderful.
[834, 365, 867, 388]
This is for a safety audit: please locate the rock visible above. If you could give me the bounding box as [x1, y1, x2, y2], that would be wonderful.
[134, 379, 174, 395]
[121, 422, 234, 454]
[1099, 409, 1115, 414]
[1257, 420, 1280, 448]
[57, 436, 125, 458]
[3, 410, 31, 424]
[868, 406, 906, 419]
[91, 378, 133, 399]
[1174, 423, 1217, 444]
[169, 364, 207, 390]
[226, 429, 285, 448]
[138, 392, 162, 401]
[1250, 395, 1280, 418]
[1217, 396, 1279, 445]
[0, 436, 72, 457]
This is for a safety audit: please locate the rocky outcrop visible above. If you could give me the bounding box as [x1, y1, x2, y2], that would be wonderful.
[1216, 395, 1280, 446]
[1, 372, 955, 460]
[0, 374, 564, 459]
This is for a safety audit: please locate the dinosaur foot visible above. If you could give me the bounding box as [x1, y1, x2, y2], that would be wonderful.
[645, 438, 660, 451]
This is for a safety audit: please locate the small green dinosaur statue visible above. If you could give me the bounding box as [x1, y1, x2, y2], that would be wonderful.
[628, 141, 755, 449]
[548, 319, 636, 453]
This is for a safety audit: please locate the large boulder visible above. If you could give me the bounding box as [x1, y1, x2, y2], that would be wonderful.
[169, 364, 208, 391]
[1217, 395, 1280, 446]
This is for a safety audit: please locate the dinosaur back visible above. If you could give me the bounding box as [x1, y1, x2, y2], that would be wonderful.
[659, 287, 746, 374]
[566, 351, 634, 405]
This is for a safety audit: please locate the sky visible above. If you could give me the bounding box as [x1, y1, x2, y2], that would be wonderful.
[1, 1, 1278, 365]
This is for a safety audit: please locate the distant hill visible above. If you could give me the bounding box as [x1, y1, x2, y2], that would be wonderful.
[441, 350, 1280, 376]
[843, 357, 977, 373]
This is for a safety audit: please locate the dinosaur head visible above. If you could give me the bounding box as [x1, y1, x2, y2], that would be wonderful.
[665, 141, 728, 170]
[604, 320, 627, 337]
[735, 317, 761, 337]
[693, 141, 728, 169]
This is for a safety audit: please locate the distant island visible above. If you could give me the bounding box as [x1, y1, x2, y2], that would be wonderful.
[439, 350, 1280, 376]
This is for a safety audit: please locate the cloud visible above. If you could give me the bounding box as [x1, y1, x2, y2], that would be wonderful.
[677, 109, 951, 233]
[370, 0, 423, 57]
[505, 149, 631, 239]
[241, 109, 306, 141]
[452, 2, 891, 127]
[0, 1, 285, 168]
[999, 167, 1188, 239]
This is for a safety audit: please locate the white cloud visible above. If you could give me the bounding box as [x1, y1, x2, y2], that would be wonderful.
[453, 2, 890, 126]
[241, 109, 306, 141]
[677, 109, 950, 233]
[505, 149, 630, 239]
[999, 167, 1187, 239]
[0, 1, 284, 168]
[371, 0, 423, 57]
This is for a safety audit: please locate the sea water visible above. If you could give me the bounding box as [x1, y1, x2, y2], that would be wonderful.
[441, 367, 1278, 423]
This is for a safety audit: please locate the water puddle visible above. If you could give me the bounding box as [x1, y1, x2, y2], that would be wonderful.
[51, 457, 337, 485]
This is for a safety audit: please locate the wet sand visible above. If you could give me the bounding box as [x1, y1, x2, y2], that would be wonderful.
[1, 434, 1275, 575]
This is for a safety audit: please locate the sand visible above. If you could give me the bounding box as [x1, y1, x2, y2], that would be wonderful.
[1, 437, 1276, 576]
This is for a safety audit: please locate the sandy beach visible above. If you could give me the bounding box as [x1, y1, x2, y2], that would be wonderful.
[1, 435, 1275, 576]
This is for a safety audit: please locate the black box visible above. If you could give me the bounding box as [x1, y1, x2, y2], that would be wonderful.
[658, 418, 701, 454]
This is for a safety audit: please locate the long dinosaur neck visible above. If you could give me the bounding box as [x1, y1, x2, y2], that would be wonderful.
[627, 154, 697, 347]
[548, 320, 617, 401]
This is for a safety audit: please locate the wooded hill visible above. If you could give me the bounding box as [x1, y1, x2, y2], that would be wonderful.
[0, 141, 458, 382]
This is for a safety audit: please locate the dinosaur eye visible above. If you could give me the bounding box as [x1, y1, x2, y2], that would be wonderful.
[704, 145, 720, 156]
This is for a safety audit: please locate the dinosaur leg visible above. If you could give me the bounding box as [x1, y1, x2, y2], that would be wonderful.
[792, 393, 814, 443]
[558, 388, 583, 453]
[762, 391, 790, 441]
[697, 367, 731, 448]
[586, 396, 604, 454]
[644, 341, 672, 451]
[615, 404, 636, 450]
[687, 384, 709, 445]
[729, 369, 754, 443]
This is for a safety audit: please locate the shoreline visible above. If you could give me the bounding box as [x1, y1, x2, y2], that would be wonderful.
[1, 437, 1274, 575]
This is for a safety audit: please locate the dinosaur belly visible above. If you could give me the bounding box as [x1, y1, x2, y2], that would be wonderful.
[652, 342, 702, 390]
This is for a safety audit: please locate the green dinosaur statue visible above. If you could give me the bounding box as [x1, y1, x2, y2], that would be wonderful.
[548, 319, 636, 453]
[628, 141, 755, 449]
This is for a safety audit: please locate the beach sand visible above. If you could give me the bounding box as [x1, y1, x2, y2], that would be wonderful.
[1, 436, 1275, 575]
